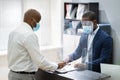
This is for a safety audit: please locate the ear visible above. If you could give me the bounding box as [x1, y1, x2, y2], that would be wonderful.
[93, 20, 97, 25]
[93, 20, 97, 23]
[29, 18, 35, 28]
[30, 18, 34, 22]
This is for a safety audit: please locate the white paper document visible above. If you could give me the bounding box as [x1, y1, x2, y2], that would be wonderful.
[56, 65, 77, 73]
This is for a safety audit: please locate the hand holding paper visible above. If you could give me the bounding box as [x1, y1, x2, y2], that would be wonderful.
[56, 64, 77, 73]
[58, 61, 67, 69]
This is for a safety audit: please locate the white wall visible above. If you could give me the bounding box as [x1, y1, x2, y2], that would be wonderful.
[40, 47, 62, 62]
[23, 0, 51, 46]
[101, 0, 120, 64]
[64, 0, 120, 64]
[50, 0, 62, 46]
[0, 0, 22, 50]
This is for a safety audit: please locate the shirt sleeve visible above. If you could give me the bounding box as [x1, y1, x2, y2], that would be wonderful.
[24, 33, 58, 71]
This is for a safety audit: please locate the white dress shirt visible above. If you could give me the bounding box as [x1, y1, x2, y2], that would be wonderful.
[85, 26, 99, 63]
[7, 22, 58, 72]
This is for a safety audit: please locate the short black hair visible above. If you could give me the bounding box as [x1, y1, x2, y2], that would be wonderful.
[24, 9, 41, 22]
[82, 11, 97, 21]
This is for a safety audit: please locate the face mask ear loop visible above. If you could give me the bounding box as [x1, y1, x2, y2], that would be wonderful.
[33, 23, 40, 31]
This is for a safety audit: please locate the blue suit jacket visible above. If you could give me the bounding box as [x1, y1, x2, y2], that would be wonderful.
[69, 29, 113, 72]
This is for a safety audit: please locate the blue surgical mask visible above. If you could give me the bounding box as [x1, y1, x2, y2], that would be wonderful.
[33, 23, 40, 31]
[83, 26, 93, 34]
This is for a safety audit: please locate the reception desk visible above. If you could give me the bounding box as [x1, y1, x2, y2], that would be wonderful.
[35, 69, 110, 80]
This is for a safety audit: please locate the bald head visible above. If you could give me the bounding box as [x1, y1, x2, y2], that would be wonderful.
[24, 9, 41, 28]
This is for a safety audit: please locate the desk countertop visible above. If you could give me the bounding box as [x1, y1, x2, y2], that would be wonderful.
[35, 69, 110, 80]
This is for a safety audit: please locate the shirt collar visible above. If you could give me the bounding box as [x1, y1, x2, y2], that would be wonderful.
[90, 25, 99, 35]
[22, 22, 33, 31]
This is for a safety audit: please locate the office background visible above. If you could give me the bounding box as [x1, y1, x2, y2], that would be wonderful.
[0, 0, 120, 80]
[0, 0, 120, 64]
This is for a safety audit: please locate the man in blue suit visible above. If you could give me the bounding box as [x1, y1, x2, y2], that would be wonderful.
[65, 11, 113, 72]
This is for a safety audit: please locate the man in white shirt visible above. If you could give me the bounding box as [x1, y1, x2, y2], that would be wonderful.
[7, 9, 66, 80]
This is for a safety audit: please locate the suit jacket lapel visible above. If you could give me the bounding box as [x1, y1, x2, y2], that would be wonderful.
[93, 29, 101, 47]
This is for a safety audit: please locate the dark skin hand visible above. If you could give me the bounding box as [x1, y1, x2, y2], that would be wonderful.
[58, 61, 67, 69]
